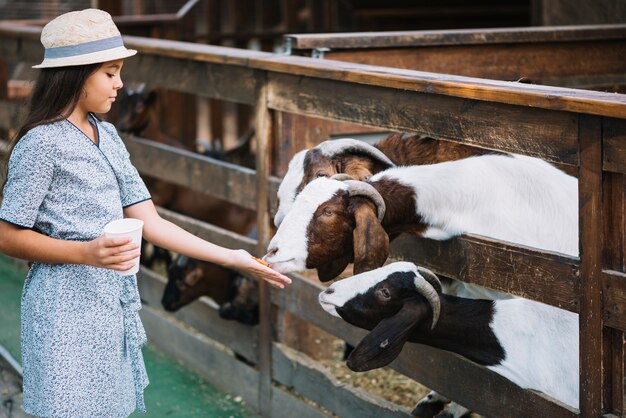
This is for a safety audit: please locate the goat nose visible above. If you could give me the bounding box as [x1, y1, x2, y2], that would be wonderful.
[265, 247, 278, 259]
[324, 288, 335, 295]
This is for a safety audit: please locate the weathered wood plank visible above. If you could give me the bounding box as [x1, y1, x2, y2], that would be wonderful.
[123, 135, 258, 210]
[156, 206, 257, 254]
[141, 302, 334, 417]
[139, 304, 261, 410]
[272, 343, 411, 418]
[604, 118, 626, 174]
[137, 267, 259, 363]
[286, 24, 626, 49]
[604, 270, 626, 331]
[256, 54, 626, 120]
[122, 53, 260, 105]
[390, 233, 580, 312]
[267, 72, 579, 165]
[269, 386, 331, 418]
[578, 114, 604, 416]
[321, 41, 626, 89]
[0, 26, 41, 63]
[270, 273, 579, 418]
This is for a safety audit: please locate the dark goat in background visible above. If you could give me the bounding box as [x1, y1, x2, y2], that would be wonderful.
[114, 86, 258, 324]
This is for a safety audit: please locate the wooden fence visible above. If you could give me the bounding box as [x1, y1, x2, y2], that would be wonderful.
[0, 22, 625, 417]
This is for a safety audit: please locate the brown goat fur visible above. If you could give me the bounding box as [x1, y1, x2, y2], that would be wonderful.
[377, 132, 496, 166]
[295, 133, 493, 202]
[303, 180, 424, 281]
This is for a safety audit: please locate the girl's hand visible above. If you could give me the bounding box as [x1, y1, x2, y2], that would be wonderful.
[82, 235, 141, 272]
[228, 249, 292, 289]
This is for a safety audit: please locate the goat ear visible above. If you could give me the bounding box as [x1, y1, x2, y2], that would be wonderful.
[145, 90, 158, 105]
[346, 300, 425, 372]
[316, 254, 351, 282]
[352, 201, 389, 274]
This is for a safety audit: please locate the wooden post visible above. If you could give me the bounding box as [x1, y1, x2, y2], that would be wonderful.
[255, 79, 273, 417]
[578, 114, 604, 416]
[602, 165, 626, 414]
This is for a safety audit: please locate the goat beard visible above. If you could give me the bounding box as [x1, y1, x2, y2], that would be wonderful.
[314, 253, 353, 282]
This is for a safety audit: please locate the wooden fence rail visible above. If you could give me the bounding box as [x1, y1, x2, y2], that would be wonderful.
[1, 23, 625, 417]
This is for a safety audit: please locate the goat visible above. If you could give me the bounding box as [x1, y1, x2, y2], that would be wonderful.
[270, 154, 577, 416]
[264, 153, 578, 284]
[114, 87, 259, 319]
[270, 151, 577, 416]
[274, 133, 498, 227]
[318, 262, 579, 413]
[163, 255, 259, 325]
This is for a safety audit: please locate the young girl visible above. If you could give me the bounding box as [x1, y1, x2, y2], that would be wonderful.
[0, 9, 291, 417]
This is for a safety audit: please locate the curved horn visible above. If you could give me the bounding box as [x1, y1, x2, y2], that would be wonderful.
[416, 266, 442, 294]
[343, 180, 386, 222]
[316, 138, 396, 168]
[413, 271, 441, 330]
[330, 173, 356, 181]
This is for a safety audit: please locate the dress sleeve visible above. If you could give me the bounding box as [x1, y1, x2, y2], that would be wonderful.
[113, 132, 151, 208]
[0, 132, 55, 228]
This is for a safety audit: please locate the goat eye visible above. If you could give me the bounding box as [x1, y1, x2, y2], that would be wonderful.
[316, 172, 326, 178]
[323, 207, 332, 216]
[379, 288, 391, 299]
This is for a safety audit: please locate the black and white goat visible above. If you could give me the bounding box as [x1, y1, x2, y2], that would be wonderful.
[319, 262, 579, 412]
[265, 153, 578, 284]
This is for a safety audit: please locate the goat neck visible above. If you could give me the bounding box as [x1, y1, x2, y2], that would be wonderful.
[374, 133, 496, 166]
[369, 154, 578, 255]
[403, 294, 505, 366]
[365, 177, 428, 237]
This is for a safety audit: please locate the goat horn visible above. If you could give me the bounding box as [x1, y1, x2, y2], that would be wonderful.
[343, 180, 386, 222]
[330, 173, 356, 181]
[417, 266, 442, 294]
[316, 138, 396, 168]
[413, 270, 441, 330]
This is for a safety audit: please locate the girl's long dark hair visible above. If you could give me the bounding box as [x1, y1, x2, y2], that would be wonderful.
[1, 63, 101, 192]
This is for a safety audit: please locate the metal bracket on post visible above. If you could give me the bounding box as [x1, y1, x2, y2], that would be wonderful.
[311, 47, 330, 59]
[282, 37, 294, 55]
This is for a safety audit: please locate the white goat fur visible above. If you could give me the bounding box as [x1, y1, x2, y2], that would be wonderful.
[274, 138, 394, 227]
[320, 262, 579, 409]
[267, 154, 578, 280]
[274, 149, 307, 227]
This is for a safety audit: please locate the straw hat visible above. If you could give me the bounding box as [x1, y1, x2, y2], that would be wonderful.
[33, 9, 136, 69]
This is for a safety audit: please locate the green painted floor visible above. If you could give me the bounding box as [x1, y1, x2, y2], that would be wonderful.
[0, 254, 255, 418]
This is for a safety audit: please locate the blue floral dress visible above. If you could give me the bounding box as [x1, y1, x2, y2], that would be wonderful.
[0, 114, 151, 417]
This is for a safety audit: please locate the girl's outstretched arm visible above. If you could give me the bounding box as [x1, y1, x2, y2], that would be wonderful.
[124, 200, 291, 289]
[0, 220, 140, 271]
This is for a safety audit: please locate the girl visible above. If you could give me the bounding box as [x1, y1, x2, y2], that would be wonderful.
[0, 9, 291, 418]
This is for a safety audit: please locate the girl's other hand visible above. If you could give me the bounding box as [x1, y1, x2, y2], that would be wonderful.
[82, 235, 140, 272]
[228, 249, 292, 289]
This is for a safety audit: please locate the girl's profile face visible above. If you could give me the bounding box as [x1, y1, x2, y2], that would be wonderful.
[79, 59, 124, 114]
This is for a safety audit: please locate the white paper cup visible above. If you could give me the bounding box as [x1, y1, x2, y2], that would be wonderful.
[103, 218, 144, 276]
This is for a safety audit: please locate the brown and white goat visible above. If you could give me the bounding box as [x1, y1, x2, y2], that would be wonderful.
[265, 153, 578, 285]
[274, 133, 496, 227]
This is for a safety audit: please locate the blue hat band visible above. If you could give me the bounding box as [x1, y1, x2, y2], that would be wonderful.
[44, 35, 124, 59]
